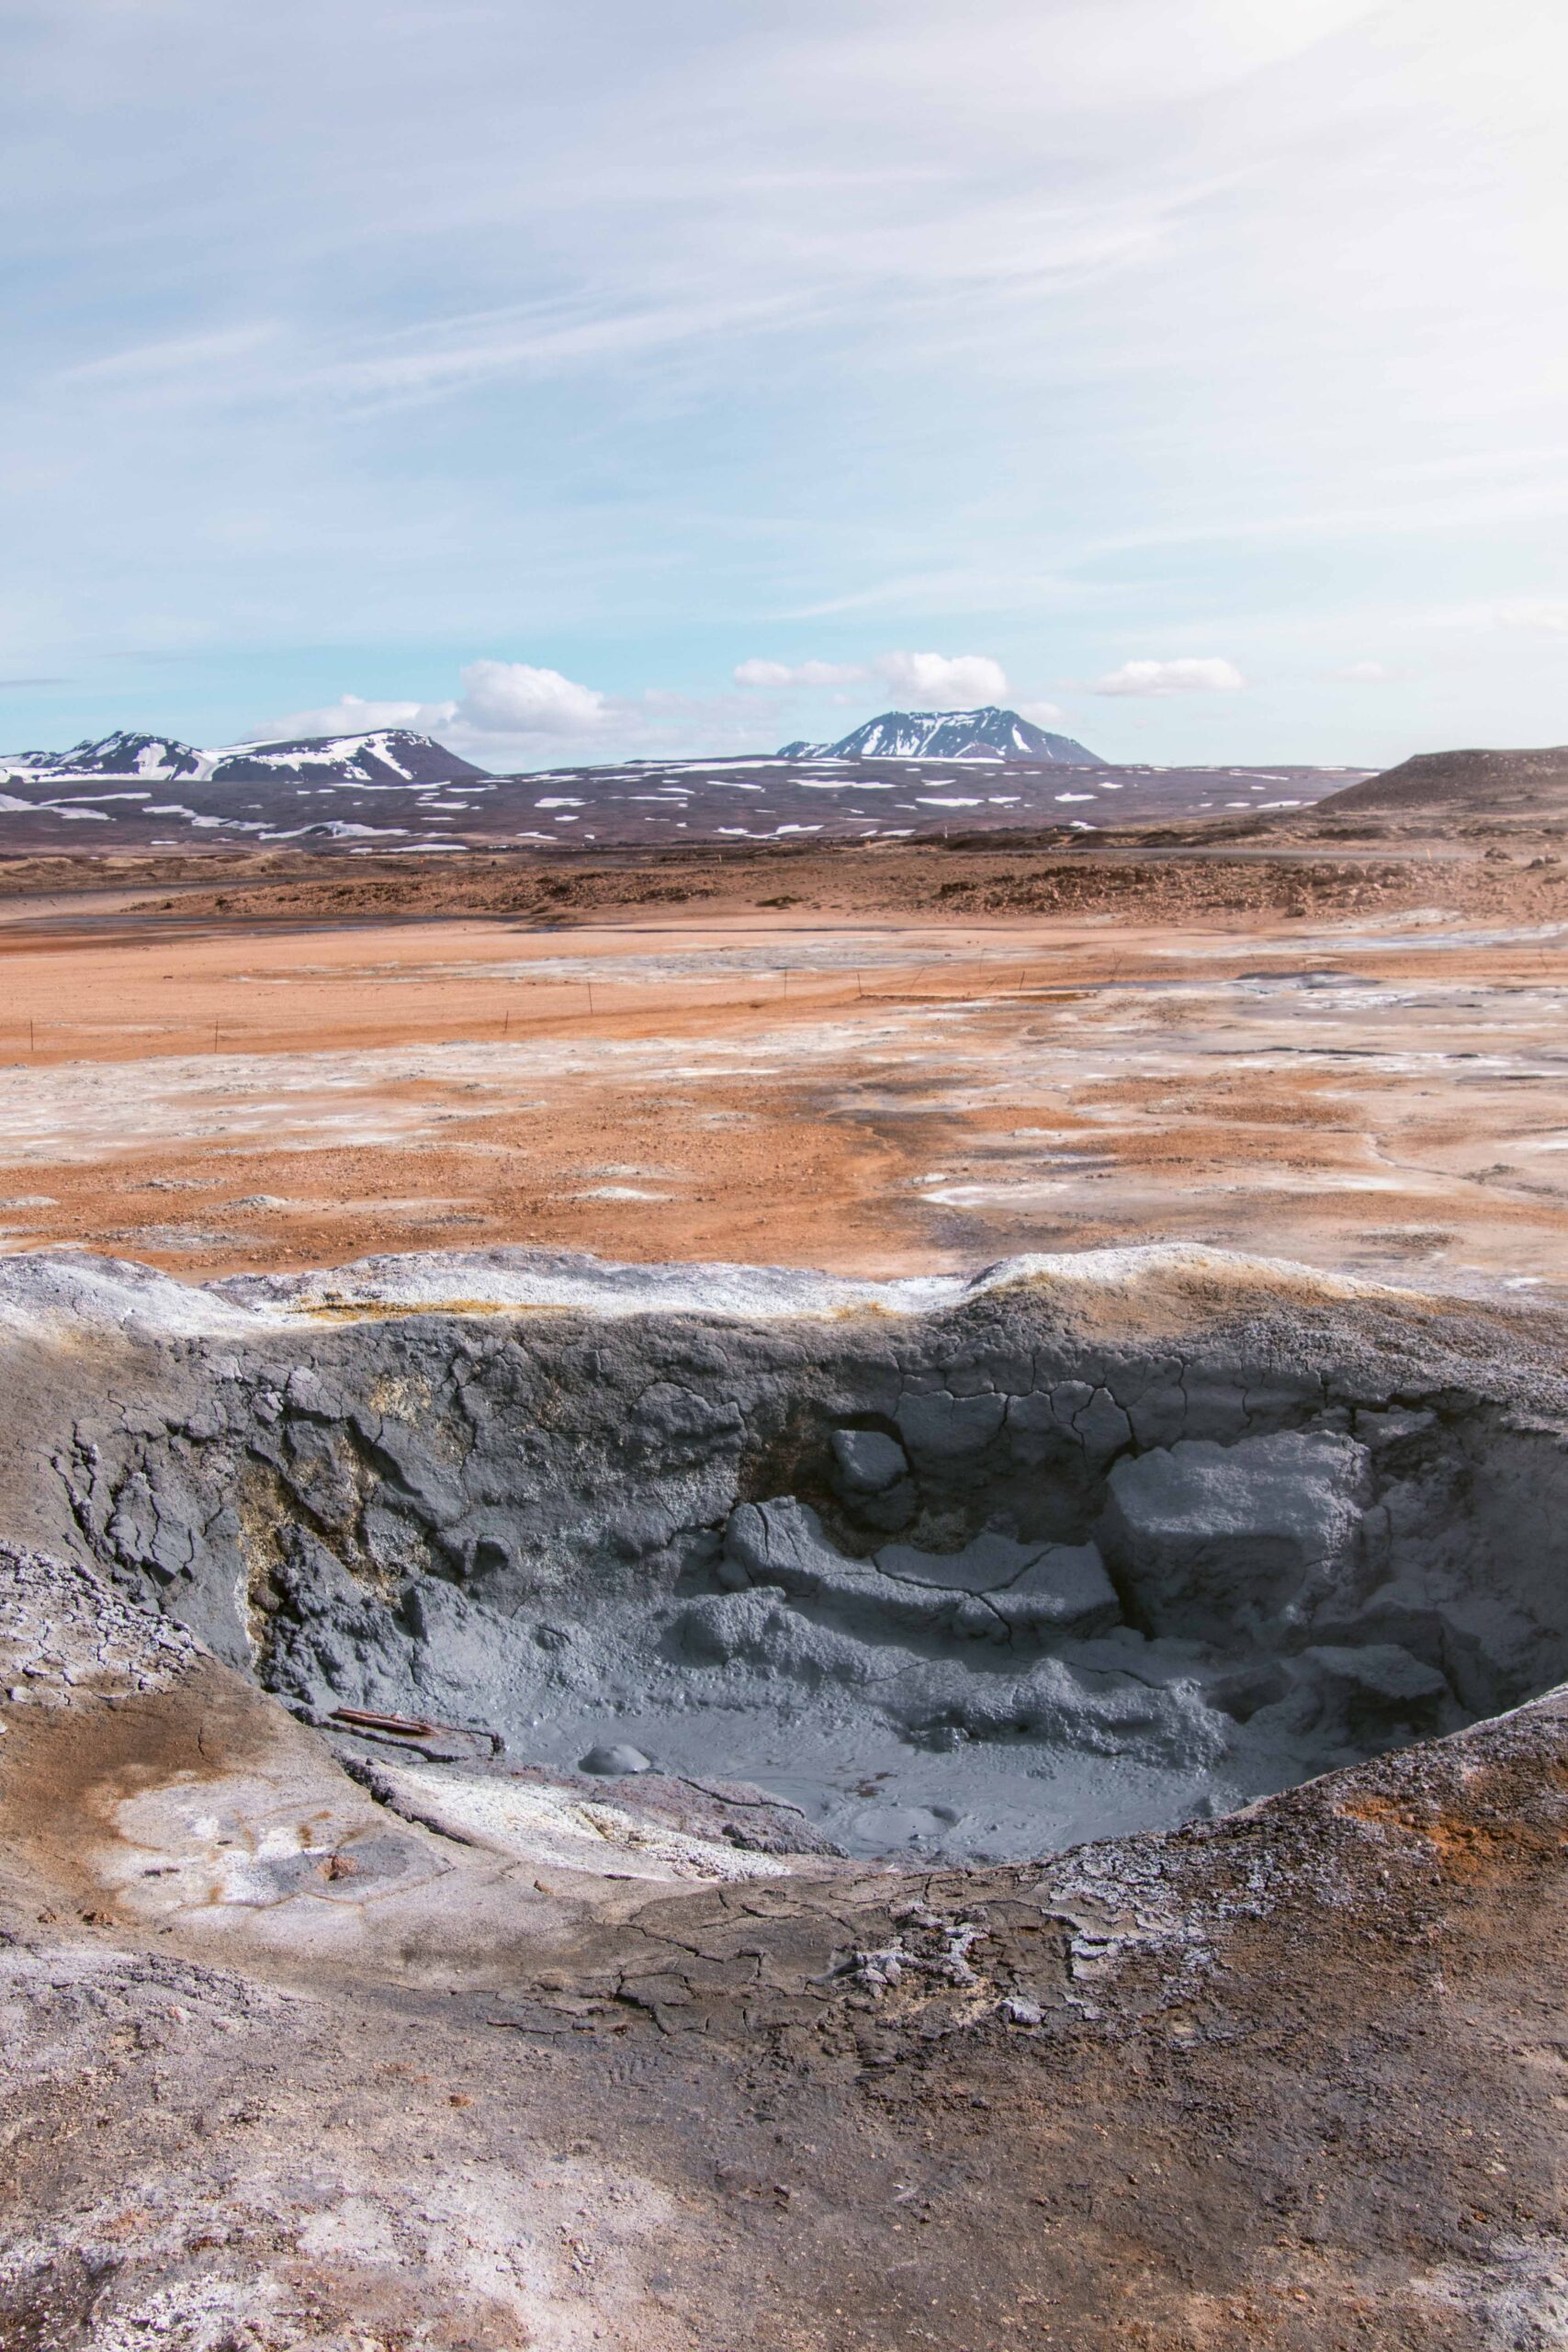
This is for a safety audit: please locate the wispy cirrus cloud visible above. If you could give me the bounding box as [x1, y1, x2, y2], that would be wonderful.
[6, 0, 1568, 765]
[59, 322, 281, 388]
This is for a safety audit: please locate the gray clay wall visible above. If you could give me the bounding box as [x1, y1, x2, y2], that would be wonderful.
[21, 1280, 1568, 1859]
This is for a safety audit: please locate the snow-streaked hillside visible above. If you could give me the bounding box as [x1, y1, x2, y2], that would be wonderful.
[781, 707, 1106, 764]
[208, 729, 491, 786]
[0, 742, 1371, 855]
[9, 731, 205, 781]
[5, 728, 489, 787]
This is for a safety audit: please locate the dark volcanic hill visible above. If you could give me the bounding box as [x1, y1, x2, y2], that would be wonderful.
[208, 729, 491, 786]
[1319, 743, 1568, 819]
[781, 706, 1105, 763]
[3, 727, 490, 789]
[13, 730, 204, 780]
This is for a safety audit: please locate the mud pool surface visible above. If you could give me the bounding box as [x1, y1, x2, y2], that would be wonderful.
[10, 1242, 1568, 1867]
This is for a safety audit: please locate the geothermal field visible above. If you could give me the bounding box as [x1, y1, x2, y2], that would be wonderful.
[3, 749, 1568, 2346]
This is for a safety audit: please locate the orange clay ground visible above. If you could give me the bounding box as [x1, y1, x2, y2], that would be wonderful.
[0, 835, 1565, 1297]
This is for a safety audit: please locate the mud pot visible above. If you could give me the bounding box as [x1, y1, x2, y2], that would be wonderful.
[11, 1242, 1568, 1867]
[10, 1241, 1568, 2346]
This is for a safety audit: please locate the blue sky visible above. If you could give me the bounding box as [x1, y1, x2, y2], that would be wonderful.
[4, 0, 1567, 771]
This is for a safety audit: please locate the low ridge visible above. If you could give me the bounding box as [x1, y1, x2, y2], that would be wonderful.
[1319, 741, 1568, 818]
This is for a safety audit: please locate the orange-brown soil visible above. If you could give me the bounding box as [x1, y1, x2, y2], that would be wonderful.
[1, 831, 1565, 1295]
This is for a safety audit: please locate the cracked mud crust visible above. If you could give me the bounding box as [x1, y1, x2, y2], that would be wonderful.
[4, 1540, 1568, 2346]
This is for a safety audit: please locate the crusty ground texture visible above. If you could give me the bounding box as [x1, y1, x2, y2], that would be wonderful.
[1, 828, 1567, 1297]
[5, 817, 1568, 2349]
[3, 1540, 1567, 2350]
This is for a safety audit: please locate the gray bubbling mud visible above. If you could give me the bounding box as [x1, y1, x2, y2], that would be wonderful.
[9, 1244, 1568, 1863]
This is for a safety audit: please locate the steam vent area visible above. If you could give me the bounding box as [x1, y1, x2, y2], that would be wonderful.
[9, 1239, 1568, 2345]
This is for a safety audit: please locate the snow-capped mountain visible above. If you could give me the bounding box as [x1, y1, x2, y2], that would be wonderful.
[4, 728, 489, 787]
[780, 707, 1106, 764]
[12, 731, 205, 780]
[206, 729, 490, 786]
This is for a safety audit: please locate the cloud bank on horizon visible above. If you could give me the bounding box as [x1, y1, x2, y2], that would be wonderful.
[3, 0, 1566, 770]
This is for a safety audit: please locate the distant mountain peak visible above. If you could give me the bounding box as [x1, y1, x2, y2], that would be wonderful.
[209, 729, 491, 786]
[15, 730, 204, 780]
[781, 706, 1105, 765]
[6, 726, 488, 787]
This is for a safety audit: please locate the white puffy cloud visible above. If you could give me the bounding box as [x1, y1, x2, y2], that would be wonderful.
[873, 650, 1009, 706]
[262, 663, 612, 756]
[734, 658, 869, 687]
[734, 650, 1011, 707]
[1494, 600, 1568, 636]
[1335, 660, 1392, 683]
[1091, 658, 1245, 696]
[454, 660, 609, 734]
[264, 691, 458, 739]
[265, 648, 1044, 767]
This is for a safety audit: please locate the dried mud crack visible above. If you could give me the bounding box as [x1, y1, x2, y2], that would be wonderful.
[3, 1243, 1568, 2347]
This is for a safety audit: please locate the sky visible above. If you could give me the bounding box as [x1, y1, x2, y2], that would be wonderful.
[3, 0, 1567, 773]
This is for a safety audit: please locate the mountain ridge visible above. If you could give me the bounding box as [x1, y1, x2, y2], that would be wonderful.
[781, 705, 1105, 764]
[5, 728, 490, 787]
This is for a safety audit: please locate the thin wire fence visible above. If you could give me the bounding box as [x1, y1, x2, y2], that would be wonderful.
[4, 956, 1091, 1058]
